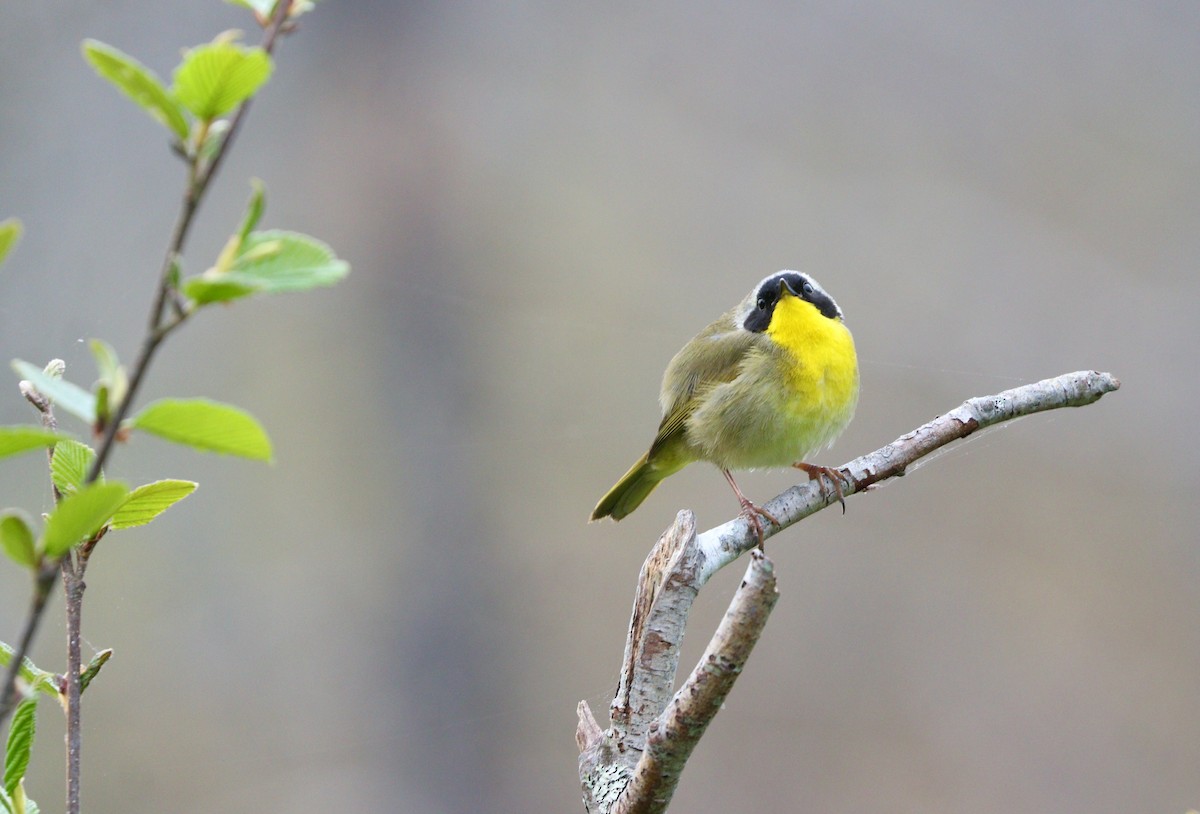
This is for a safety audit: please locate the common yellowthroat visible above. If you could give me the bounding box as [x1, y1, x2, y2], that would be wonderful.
[590, 271, 859, 539]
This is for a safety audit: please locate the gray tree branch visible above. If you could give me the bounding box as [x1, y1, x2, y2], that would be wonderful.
[577, 369, 1120, 813]
[618, 550, 778, 814]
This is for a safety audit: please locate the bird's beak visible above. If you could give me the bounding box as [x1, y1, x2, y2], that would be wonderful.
[779, 278, 798, 298]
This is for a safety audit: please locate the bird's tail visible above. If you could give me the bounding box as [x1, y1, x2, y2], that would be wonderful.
[591, 453, 676, 521]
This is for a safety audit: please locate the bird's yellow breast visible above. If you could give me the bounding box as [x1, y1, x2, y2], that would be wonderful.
[766, 294, 859, 436]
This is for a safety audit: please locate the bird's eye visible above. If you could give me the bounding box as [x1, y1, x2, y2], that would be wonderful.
[802, 282, 815, 296]
[757, 298, 767, 310]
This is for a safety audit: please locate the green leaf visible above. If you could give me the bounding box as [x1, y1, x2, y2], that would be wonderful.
[130, 399, 272, 462]
[89, 340, 120, 382]
[79, 649, 112, 695]
[180, 275, 261, 305]
[50, 440, 97, 495]
[11, 361, 97, 425]
[81, 40, 190, 141]
[3, 697, 36, 798]
[95, 385, 111, 428]
[172, 41, 272, 120]
[89, 340, 127, 402]
[88, 339, 128, 421]
[184, 218, 348, 305]
[0, 427, 68, 460]
[0, 512, 36, 569]
[0, 219, 22, 268]
[110, 480, 198, 530]
[40, 482, 129, 557]
[238, 179, 266, 244]
[226, 230, 350, 293]
[0, 645, 56, 700]
[166, 255, 182, 291]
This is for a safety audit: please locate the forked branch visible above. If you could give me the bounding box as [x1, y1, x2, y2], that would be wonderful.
[577, 369, 1120, 813]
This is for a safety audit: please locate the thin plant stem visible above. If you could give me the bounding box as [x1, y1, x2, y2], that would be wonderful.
[0, 565, 57, 722]
[61, 554, 84, 814]
[0, 391, 62, 724]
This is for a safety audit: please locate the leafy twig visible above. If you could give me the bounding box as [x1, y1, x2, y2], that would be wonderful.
[65, 8, 295, 813]
[87, 0, 295, 486]
[2, 5, 344, 812]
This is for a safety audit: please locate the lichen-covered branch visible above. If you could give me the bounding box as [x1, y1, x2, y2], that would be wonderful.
[577, 369, 1120, 813]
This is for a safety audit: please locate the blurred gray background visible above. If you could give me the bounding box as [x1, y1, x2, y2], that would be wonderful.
[2, 2, 1197, 812]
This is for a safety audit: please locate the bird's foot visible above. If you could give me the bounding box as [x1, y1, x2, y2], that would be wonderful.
[793, 462, 849, 514]
[722, 468, 779, 548]
[736, 497, 780, 549]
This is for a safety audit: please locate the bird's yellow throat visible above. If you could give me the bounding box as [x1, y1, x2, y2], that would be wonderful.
[766, 294, 858, 393]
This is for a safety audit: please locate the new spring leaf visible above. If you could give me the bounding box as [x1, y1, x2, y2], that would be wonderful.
[0, 646, 58, 700]
[185, 230, 350, 306]
[0, 428, 68, 461]
[130, 399, 272, 461]
[3, 697, 36, 798]
[110, 480, 198, 530]
[228, 231, 349, 292]
[0, 511, 36, 569]
[82, 40, 189, 141]
[173, 40, 272, 121]
[50, 440, 98, 495]
[41, 482, 129, 558]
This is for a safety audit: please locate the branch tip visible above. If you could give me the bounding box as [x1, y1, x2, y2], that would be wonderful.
[19, 380, 50, 412]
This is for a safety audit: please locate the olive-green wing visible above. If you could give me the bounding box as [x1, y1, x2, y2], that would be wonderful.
[649, 322, 758, 454]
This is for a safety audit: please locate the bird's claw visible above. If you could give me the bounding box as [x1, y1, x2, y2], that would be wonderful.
[737, 498, 780, 549]
[793, 462, 849, 514]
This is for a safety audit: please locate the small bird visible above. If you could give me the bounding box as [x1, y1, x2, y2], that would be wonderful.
[590, 271, 859, 540]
